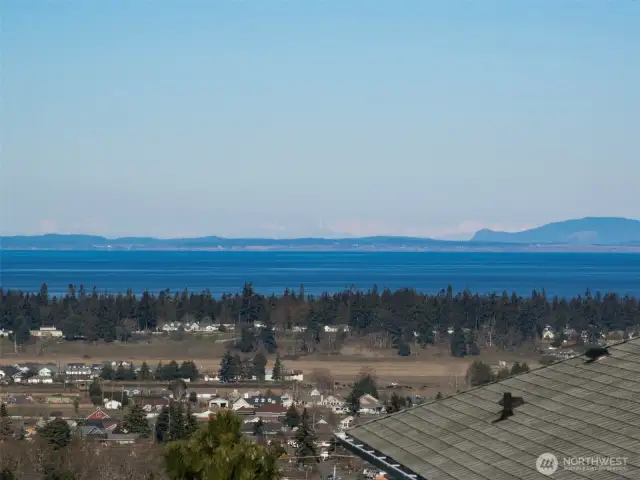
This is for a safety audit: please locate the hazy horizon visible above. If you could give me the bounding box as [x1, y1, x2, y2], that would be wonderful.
[3, 2, 639, 239]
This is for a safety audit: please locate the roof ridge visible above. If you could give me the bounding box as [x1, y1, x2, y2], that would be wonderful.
[352, 336, 640, 429]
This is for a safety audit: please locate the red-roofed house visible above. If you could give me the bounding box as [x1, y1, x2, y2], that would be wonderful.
[86, 407, 110, 421]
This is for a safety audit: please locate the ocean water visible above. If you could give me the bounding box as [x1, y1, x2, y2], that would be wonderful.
[1, 250, 640, 298]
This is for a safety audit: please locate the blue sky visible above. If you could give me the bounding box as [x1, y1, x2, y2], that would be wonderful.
[2, 1, 639, 239]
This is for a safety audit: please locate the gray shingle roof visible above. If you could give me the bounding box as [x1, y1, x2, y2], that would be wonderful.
[341, 339, 640, 480]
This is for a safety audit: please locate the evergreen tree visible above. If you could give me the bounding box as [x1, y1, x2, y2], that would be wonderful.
[347, 372, 378, 415]
[100, 363, 115, 380]
[272, 352, 283, 381]
[164, 360, 181, 381]
[218, 349, 235, 382]
[466, 360, 494, 386]
[155, 362, 165, 381]
[163, 411, 279, 480]
[179, 361, 199, 381]
[450, 328, 467, 357]
[184, 404, 199, 438]
[125, 363, 137, 380]
[122, 403, 151, 437]
[252, 417, 265, 443]
[259, 320, 277, 354]
[89, 378, 103, 406]
[294, 408, 318, 465]
[155, 405, 170, 443]
[38, 418, 71, 449]
[0, 403, 13, 439]
[139, 361, 151, 380]
[252, 352, 267, 380]
[169, 402, 186, 441]
[386, 392, 407, 414]
[114, 363, 126, 381]
[283, 404, 300, 428]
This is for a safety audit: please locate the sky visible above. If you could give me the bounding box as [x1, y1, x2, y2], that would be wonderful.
[2, 1, 639, 240]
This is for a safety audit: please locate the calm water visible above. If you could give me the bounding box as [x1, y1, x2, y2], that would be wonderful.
[1, 250, 640, 298]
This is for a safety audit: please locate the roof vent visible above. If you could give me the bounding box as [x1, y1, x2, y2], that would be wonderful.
[584, 346, 610, 363]
[492, 392, 524, 424]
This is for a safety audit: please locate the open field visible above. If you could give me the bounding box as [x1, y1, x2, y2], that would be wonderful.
[2, 336, 540, 392]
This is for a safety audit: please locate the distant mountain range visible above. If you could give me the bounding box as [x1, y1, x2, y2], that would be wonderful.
[2, 217, 640, 251]
[471, 217, 640, 245]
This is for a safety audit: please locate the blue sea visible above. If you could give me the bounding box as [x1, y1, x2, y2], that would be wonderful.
[1, 250, 640, 298]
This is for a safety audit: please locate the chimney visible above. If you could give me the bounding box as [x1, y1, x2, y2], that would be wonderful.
[502, 392, 514, 417]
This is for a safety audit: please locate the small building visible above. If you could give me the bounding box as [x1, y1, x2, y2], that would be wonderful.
[30, 327, 64, 338]
[104, 399, 122, 410]
[27, 375, 54, 384]
[209, 398, 230, 409]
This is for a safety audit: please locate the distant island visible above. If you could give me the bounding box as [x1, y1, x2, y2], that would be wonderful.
[471, 217, 640, 245]
[2, 217, 640, 252]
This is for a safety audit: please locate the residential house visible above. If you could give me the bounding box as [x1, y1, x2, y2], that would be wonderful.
[0, 329, 13, 337]
[77, 425, 106, 437]
[339, 416, 354, 430]
[29, 326, 63, 338]
[65, 363, 92, 376]
[139, 396, 170, 412]
[189, 387, 218, 400]
[209, 397, 230, 409]
[319, 394, 344, 409]
[298, 388, 322, 408]
[38, 366, 58, 377]
[358, 394, 384, 414]
[235, 395, 285, 411]
[542, 325, 556, 341]
[203, 373, 220, 382]
[283, 370, 304, 382]
[86, 407, 111, 422]
[27, 375, 54, 384]
[104, 399, 122, 410]
[254, 403, 288, 420]
[291, 326, 307, 333]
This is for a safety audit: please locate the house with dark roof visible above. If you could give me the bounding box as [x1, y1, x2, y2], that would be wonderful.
[338, 338, 640, 480]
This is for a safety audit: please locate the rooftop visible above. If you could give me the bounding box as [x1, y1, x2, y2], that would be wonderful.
[340, 339, 640, 480]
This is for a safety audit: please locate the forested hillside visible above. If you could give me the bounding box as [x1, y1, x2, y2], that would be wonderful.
[1, 283, 638, 354]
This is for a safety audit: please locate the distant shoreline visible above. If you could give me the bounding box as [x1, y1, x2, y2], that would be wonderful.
[3, 246, 640, 253]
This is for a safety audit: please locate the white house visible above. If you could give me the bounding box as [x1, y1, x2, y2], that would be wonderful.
[319, 395, 344, 408]
[65, 364, 92, 376]
[358, 394, 384, 414]
[339, 416, 354, 429]
[542, 325, 556, 341]
[0, 329, 13, 338]
[183, 322, 200, 332]
[30, 327, 64, 338]
[283, 370, 304, 382]
[104, 399, 122, 410]
[291, 326, 307, 333]
[27, 375, 54, 384]
[38, 367, 55, 377]
[323, 325, 340, 333]
[203, 373, 220, 382]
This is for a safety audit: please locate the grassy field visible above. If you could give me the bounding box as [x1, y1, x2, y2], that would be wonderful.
[1, 337, 540, 394]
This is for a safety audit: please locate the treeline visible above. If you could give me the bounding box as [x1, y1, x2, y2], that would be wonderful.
[2, 283, 639, 351]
